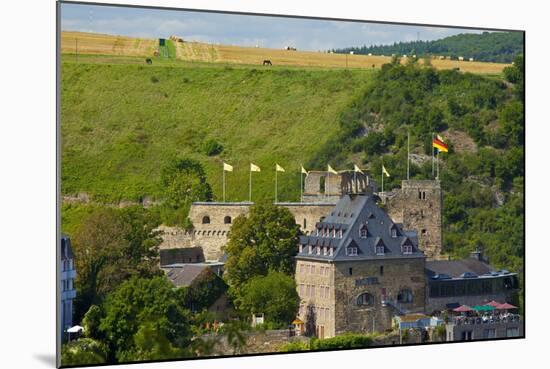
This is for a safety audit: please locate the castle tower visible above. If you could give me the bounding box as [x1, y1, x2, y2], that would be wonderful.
[302, 170, 374, 203]
[384, 180, 442, 259]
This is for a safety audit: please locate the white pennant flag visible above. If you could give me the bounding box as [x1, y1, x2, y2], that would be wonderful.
[276, 164, 285, 172]
[327, 164, 338, 175]
[354, 164, 364, 174]
[301, 165, 308, 175]
[250, 163, 261, 172]
[223, 162, 233, 172]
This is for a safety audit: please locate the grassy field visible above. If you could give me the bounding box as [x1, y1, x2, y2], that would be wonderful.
[61, 31, 510, 74]
[61, 60, 373, 203]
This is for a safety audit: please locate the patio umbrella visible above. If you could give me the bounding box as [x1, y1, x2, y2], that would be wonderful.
[497, 303, 518, 310]
[484, 300, 501, 307]
[67, 325, 84, 333]
[473, 305, 495, 312]
[453, 305, 473, 312]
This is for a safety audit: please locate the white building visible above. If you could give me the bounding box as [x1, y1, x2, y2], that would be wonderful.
[60, 235, 77, 341]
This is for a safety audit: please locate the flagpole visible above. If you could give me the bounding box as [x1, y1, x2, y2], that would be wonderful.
[354, 170, 357, 193]
[432, 132, 435, 178]
[249, 168, 252, 202]
[275, 167, 278, 203]
[223, 168, 226, 202]
[407, 130, 410, 180]
[436, 151, 440, 180]
[300, 170, 303, 203]
[381, 165, 384, 194]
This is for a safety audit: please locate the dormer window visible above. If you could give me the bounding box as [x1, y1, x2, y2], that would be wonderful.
[299, 244, 303, 253]
[347, 247, 358, 256]
[329, 248, 333, 256]
[339, 229, 343, 238]
[401, 238, 414, 254]
[359, 224, 368, 239]
[375, 239, 385, 255]
[390, 225, 398, 238]
[323, 247, 328, 256]
[316, 246, 321, 255]
[308, 245, 312, 254]
[332, 229, 336, 238]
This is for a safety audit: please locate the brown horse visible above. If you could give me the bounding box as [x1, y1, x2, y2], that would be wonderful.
[262, 60, 272, 66]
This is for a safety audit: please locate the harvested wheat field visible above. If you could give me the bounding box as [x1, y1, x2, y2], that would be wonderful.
[176, 42, 510, 73]
[61, 31, 510, 74]
[61, 31, 157, 57]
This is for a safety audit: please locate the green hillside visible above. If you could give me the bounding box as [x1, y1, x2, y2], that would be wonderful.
[335, 31, 523, 63]
[61, 62, 373, 204]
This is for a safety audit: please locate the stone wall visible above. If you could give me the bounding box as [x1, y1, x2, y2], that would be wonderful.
[160, 202, 336, 261]
[200, 330, 308, 356]
[295, 260, 336, 338]
[384, 180, 443, 259]
[333, 258, 426, 336]
[303, 171, 373, 203]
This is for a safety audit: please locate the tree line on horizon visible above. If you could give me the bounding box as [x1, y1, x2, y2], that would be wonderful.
[333, 31, 523, 63]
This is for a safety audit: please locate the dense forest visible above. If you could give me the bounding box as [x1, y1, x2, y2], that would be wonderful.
[310, 56, 524, 306]
[334, 31, 523, 63]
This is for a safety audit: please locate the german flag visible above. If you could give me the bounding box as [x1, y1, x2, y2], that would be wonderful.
[432, 135, 449, 153]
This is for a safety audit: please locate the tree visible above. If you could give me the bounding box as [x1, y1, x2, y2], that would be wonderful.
[236, 271, 300, 328]
[61, 338, 108, 366]
[224, 201, 300, 292]
[118, 322, 185, 362]
[161, 158, 213, 210]
[82, 305, 102, 340]
[99, 276, 193, 362]
[72, 207, 162, 322]
[503, 54, 524, 99]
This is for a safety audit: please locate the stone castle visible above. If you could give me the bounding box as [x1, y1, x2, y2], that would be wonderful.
[159, 170, 443, 261]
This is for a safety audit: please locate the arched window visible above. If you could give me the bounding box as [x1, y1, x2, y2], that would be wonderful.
[356, 292, 374, 306]
[397, 289, 413, 303]
[202, 216, 210, 224]
[224, 216, 232, 224]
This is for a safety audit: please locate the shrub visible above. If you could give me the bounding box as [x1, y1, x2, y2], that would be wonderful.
[310, 333, 373, 350]
[280, 340, 310, 352]
[202, 139, 223, 156]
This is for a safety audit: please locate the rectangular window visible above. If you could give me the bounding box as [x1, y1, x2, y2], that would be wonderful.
[306, 285, 311, 297]
[311, 285, 316, 297]
[312, 265, 316, 274]
[506, 327, 519, 337]
[300, 284, 305, 296]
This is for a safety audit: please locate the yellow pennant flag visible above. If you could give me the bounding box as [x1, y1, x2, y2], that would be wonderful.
[276, 164, 285, 172]
[223, 162, 233, 172]
[301, 165, 308, 175]
[354, 164, 364, 174]
[382, 165, 390, 177]
[250, 163, 261, 172]
[327, 164, 338, 175]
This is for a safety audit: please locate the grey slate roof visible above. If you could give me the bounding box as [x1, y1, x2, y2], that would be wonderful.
[296, 194, 424, 262]
[162, 264, 209, 287]
[425, 259, 514, 279]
